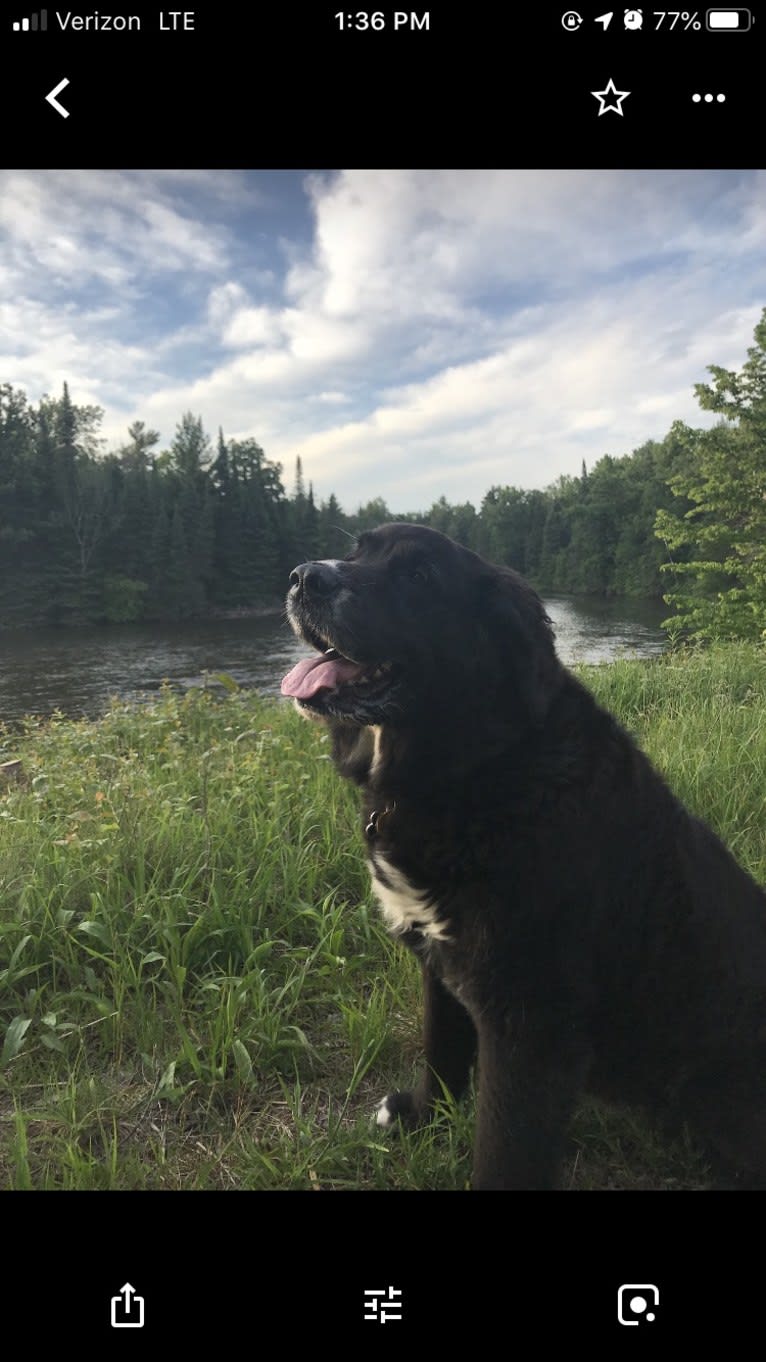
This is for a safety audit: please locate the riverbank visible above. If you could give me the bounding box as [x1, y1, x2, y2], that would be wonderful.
[0, 602, 285, 632]
[1, 644, 764, 1189]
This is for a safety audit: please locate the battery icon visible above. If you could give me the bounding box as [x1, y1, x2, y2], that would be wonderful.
[706, 8, 752, 28]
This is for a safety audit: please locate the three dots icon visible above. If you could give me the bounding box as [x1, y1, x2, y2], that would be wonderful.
[692, 92, 726, 102]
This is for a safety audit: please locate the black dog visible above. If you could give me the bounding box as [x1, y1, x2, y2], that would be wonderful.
[281, 523, 766, 1189]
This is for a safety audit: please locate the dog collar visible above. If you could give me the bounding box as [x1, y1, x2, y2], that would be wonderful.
[365, 803, 396, 839]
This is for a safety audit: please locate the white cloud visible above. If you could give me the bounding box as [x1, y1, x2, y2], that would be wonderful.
[221, 304, 282, 348]
[1, 169, 765, 512]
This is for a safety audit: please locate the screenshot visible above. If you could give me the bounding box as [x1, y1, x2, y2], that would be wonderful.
[1, 2, 764, 1344]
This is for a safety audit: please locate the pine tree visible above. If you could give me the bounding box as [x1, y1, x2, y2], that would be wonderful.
[288, 455, 318, 564]
[44, 385, 107, 619]
[0, 386, 37, 620]
[120, 420, 160, 472]
[354, 497, 392, 532]
[166, 505, 203, 618]
[317, 493, 352, 558]
[171, 412, 211, 479]
[294, 455, 306, 502]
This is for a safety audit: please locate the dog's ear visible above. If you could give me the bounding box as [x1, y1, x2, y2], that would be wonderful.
[478, 567, 562, 725]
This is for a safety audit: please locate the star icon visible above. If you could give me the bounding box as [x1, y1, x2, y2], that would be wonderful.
[591, 78, 631, 116]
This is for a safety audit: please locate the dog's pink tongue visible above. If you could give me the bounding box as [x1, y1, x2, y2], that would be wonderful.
[281, 654, 364, 699]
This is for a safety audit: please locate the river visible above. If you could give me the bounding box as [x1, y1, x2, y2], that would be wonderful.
[0, 595, 669, 725]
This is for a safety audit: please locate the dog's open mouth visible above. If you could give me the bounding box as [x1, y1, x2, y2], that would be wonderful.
[281, 642, 396, 708]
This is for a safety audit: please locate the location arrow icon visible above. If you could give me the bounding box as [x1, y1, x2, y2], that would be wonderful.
[595, 11, 614, 28]
[46, 78, 70, 118]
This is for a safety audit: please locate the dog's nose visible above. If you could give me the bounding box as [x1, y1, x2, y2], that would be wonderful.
[289, 561, 342, 598]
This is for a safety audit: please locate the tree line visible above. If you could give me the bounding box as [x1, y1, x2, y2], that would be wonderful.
[1, 311, 764, 640]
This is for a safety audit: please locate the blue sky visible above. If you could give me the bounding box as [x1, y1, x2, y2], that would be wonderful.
[1, 168, 764, 512]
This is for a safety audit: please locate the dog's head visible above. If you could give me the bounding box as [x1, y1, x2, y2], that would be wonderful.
[281, 523, 561, 736]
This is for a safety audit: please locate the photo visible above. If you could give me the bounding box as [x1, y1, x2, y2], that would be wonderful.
[2, 168, 765, 1206]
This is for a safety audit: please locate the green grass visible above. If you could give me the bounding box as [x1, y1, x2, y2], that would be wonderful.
[1, 644, 764, 1190]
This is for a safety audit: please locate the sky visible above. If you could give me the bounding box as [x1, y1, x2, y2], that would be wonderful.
[1, 168, 764, 514]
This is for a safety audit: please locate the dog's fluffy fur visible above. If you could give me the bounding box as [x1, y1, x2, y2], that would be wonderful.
[282, 523, 766, 1189]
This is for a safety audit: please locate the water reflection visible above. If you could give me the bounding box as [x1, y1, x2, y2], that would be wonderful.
[545, 596, 668, 664]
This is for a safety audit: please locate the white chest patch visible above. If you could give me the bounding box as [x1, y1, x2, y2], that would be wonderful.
[368, 853, 450, 942]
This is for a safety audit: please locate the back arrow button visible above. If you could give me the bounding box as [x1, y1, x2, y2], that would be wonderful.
[46, 78, 70, 118]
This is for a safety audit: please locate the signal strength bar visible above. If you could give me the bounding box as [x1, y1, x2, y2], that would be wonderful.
[12, 9, 48, 29]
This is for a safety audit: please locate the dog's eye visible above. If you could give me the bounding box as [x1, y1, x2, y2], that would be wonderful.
[409, 564, 429, 584]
